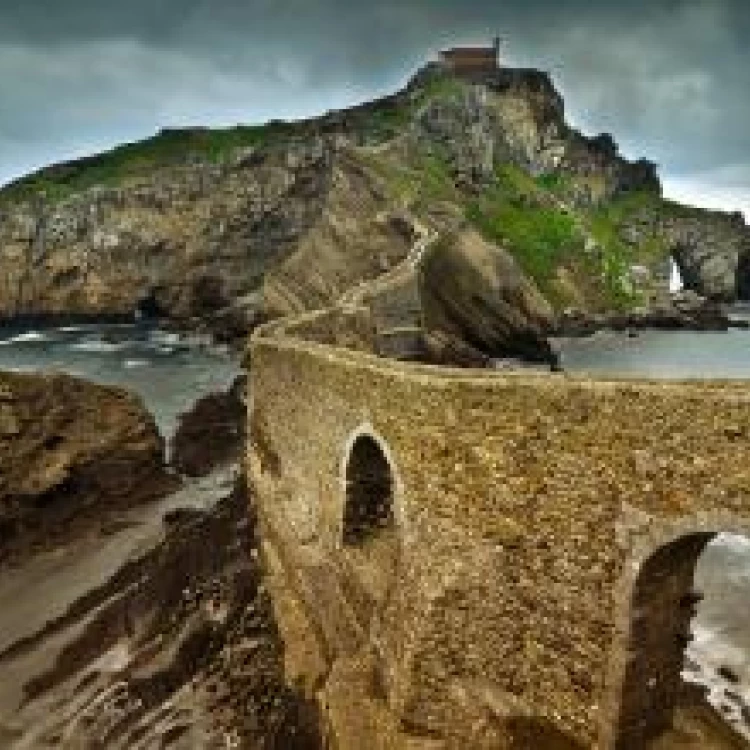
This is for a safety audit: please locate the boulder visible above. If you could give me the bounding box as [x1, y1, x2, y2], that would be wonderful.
[0, 370, 176, 562]
[172, 375, 246, 477]
[419, 229, 557, 363]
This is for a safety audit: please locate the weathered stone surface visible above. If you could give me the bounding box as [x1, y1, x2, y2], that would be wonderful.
[247, 184, 750, 749]
[0, 369, 176, 562]
[420, 229, 557, 362]
[250, 325, 750, 749]
[171, 375, 246, 477]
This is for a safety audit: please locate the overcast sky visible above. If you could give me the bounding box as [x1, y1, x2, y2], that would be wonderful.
[0, 0, 747, 216]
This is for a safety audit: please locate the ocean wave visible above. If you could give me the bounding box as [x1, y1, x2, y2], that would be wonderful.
[70, 339, 128, 353]
[123, 359, 150, 369]
[0, 330, 49, 345]
[57, 325, 86, 333]
[686, 626, 750, 739]
[148, 330, 181, 346]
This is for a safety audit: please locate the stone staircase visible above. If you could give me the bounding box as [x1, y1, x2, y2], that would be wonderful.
[339, 216, 438, 360]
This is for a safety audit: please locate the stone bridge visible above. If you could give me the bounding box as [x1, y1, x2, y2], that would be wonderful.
[247, 221, 750, 749]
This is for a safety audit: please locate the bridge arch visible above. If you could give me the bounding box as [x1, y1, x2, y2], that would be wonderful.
[339, 424, 404, 604]
[606, 517, 750, 749]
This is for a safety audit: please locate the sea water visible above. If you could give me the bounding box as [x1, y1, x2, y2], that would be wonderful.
[559, 307, 750, 735]
[0, 322, 241, 442]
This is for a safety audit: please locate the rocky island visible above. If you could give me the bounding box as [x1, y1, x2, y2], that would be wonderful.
[1, 43, 750, 750]
[0, 59, 747, 358]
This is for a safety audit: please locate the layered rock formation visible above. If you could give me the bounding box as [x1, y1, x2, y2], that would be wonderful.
[0, 373, 321, 748]
[0, 370, 176, 563]
[0, 62, 748, 357]
[419, 229, 556, 362]
[0, 472, 322, 749]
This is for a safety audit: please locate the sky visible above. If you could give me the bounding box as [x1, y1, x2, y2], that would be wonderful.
[0, 0, 747, 217]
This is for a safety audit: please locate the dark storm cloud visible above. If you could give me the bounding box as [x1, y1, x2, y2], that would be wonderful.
[0, 0, 747, 213]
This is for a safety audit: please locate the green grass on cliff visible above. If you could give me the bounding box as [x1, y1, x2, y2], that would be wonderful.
[0, 124, 284, 205]
[466, 166, 580, 294]
[465, 167, 667, 311]
[1, 75, 460, 207]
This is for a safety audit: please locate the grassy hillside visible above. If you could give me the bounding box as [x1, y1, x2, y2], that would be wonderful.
[0, 65, 681, 315]
[0, 124, 284, 205]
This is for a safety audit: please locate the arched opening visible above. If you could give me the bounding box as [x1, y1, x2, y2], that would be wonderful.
[341, 433, 398, 604]
[736, 251, 750, 301]
[615, 532, 750, 749]
[343, 434, 395, 546]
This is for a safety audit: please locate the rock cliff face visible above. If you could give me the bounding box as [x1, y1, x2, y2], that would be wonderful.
[629, 206, 750, 301]
[0, 375, 321, 749]
[0, 63, 748, 355]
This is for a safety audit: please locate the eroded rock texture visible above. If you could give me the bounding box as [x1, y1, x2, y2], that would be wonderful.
[0, 370, 176, 563]
[0, 472, 322, 749]
[0, 63, 747, 352]
[172, 375, 247, 478]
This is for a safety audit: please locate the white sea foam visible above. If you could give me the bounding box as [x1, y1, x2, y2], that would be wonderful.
[685, 624, 750, 739]
[70, 339, 127, 353]
[0, 331, 48, 345]
[123, 359, 149, 369]
[149, 330, 181, 346]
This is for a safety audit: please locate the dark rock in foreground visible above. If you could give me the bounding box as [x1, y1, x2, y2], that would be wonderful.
[0, 472, 322, 749]
[171, 375, 246, 477]
[0, 370, 178, 564]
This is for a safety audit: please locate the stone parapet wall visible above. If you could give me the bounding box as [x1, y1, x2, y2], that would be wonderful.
[248, 318, 750, 747]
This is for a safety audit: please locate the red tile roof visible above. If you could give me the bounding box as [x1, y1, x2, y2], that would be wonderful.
[440, 47, 497, 58]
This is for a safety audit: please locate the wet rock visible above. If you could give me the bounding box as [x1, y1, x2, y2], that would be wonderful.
[0, 473, 322, 749]
[0, 369, 177, 564]
[171, 375, 246, 478]
[557, 291, 735, 336]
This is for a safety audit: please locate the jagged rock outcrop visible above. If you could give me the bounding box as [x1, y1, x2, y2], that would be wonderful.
[0, 370, 177, 562]
[558, 290, 738, 336]
[0, 139, 335, 325]
[614, 201, 750, 301]
[172, 375, 246, 477]
[0, 472, 322, 749]
[411, 64, 659, 201]
[659, 211, 749, 301]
